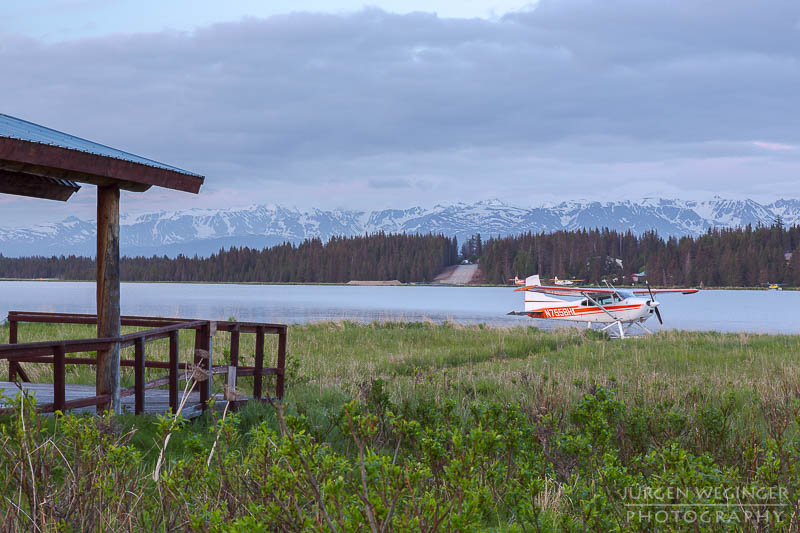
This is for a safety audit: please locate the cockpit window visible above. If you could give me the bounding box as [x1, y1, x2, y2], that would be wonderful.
[595, 293, 622, 306]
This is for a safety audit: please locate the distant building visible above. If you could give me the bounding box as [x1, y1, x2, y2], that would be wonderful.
[785, 251, 793, 264]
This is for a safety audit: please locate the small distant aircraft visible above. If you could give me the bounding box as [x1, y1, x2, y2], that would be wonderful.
[550, 276, 584, 286]
[508, 275, 699, 338]
[508, 275, 584, 286]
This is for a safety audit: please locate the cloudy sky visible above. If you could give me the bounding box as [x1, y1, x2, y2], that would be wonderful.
[1, 0, 799, 226]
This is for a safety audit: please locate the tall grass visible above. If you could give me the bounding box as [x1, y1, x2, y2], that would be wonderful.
[2, 320, 799, 431]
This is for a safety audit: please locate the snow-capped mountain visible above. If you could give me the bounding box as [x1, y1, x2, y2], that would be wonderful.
[1, 198, 797, 257]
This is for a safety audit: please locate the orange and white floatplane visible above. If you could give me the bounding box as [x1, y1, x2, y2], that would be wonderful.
[508, 275, 699, 338]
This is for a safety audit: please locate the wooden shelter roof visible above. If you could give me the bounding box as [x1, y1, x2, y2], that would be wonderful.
[0, 113, 204, 201]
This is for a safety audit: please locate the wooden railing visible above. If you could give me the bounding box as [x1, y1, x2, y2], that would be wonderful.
[0, 311, 287, 416]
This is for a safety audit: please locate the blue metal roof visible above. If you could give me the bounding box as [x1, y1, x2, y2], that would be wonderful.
[0, 113, 201, 177]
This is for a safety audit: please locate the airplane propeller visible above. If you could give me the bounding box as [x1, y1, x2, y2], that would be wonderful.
[645, 281, 663, 325]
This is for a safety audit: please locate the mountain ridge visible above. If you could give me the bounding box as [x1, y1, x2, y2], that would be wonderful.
[1, 197, 797, 258]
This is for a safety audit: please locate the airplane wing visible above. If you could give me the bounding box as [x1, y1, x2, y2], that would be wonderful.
[632, 288, 699, 295]
[516, 285, 699, 296]
[514, 285, 615, 297]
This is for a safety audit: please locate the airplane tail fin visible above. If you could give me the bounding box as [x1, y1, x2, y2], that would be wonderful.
[526, 274, 541, 286]
[521, 274, 560, 313]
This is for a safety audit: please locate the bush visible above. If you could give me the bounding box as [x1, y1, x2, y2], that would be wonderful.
[0, 387, 798, 532]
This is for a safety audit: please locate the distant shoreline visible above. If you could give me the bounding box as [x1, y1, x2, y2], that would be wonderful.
[0, 278, 795, 290]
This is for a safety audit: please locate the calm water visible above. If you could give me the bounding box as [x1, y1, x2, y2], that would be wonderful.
[0, 281, 798, 334]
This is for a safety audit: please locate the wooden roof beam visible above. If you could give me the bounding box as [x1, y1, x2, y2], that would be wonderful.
[0, 169, 80, 202]
[0, 137, 203, 194]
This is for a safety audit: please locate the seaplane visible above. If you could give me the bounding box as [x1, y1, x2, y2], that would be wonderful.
[550, 276, 584, 286]
[508, 275, 699, 338]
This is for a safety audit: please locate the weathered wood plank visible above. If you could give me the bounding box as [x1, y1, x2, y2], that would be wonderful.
[0, 382, 232, 418]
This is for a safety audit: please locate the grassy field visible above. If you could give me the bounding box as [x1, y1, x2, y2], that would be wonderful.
[4, 320, 799, 424]
[1, 321, 799, 531]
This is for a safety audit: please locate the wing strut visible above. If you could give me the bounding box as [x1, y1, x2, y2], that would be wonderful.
[583, 291, 626, 339]
[582, 292, 620, 322]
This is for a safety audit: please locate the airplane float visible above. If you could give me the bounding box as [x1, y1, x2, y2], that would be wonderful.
[508, 275, 699, 338]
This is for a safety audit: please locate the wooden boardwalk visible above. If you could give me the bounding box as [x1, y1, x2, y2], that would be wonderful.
[0, 382, 207, 417]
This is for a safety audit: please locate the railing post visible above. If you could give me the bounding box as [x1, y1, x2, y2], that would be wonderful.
[194, 323, 214, 412]
[253, 326, 265, 400]
[134, 337, 145, 415]
[230, 325, 240, 368]
[276, 327, 287, 400]
[7, 316, 30, 383]
[169, 330, 179, 414]
[53, 344, 65, 414]
[194, 327, 205, 410]
[229, 324, 240, 390]
[8, 317, 18, 382]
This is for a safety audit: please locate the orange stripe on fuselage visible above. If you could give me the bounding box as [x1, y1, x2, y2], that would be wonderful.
[535, 304, 643, 319]
[573, 304, 641, 314]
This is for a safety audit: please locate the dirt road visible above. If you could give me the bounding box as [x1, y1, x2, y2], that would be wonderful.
[432, 264, 479, 284]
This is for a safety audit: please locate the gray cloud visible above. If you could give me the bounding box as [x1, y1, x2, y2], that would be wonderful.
[1, 0, 800, 225]
[368, 177, 413, 189]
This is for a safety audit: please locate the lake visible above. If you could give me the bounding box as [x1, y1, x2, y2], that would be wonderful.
[0, 281, 798, 334]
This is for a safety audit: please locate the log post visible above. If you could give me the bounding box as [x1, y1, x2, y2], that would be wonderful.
[96, 186, 121, 414]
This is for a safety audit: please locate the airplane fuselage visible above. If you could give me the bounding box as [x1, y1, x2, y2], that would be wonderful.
[524, 296, 656, 324]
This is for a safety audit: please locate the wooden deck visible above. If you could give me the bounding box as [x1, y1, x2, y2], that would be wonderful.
[1, 312, 287, 417]
[0, 382, 208, 418]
